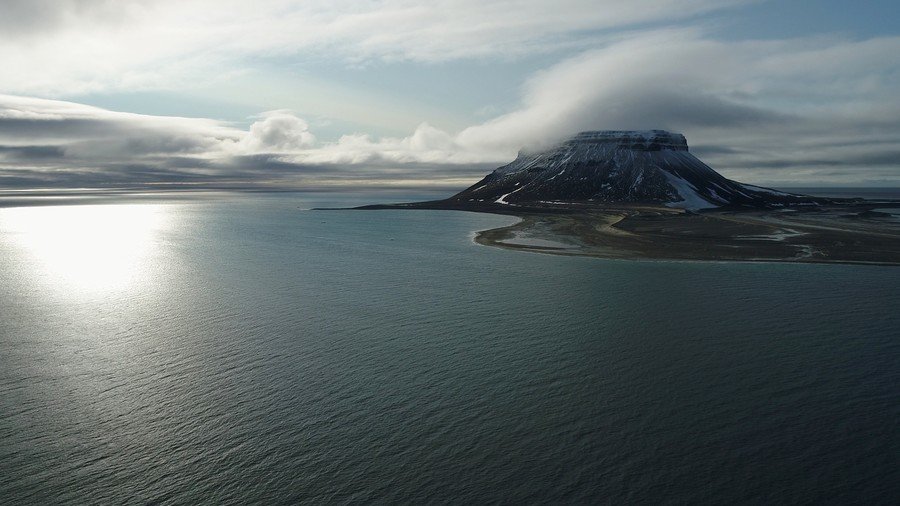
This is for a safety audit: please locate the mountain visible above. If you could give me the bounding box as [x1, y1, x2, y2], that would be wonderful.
[444, 130, 816, 210]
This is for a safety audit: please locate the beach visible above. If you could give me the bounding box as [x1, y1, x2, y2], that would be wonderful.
[473, 204, 900, 265]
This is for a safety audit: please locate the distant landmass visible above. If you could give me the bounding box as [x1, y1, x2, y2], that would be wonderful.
[351, 130, 900, 265]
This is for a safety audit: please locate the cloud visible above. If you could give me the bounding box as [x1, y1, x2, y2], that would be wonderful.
[0, 95, 493, 189]
[0, 95, 241, 163]
[241, 111, 317, 152]
[294, 123, 499, 165]
[2, 27, 900, 189]
[0, 94, 237, 187]
[450, 30, 900, 184]
[0, 0, 752, 95]
[0, 0, 130, 37]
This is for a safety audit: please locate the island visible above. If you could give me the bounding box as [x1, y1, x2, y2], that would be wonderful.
[354, 130, 900, 265]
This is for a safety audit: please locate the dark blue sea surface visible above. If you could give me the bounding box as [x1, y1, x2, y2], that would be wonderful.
[1, 191, 898, 503]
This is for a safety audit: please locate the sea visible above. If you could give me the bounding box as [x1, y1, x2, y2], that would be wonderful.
[1, 189, 898, 504]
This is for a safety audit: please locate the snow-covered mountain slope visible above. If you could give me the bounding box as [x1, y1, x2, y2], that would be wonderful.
[448, 130, 818, 210]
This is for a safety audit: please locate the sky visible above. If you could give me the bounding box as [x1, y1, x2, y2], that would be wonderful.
[1, 0, 899, 190]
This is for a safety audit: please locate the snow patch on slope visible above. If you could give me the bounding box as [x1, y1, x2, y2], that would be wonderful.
[661, 171, 719, 210]
[495, 185, 526, 205]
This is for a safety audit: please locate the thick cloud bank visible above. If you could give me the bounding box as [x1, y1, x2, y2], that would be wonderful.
[455, 30, 900, 185]
[0, 95, 495, 189]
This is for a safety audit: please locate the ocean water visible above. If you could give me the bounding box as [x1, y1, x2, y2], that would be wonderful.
[1, 191, 898, 504]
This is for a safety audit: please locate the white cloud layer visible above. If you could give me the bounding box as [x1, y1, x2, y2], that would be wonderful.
[451, 29, 900, 185]
[0, 0, 750, 95]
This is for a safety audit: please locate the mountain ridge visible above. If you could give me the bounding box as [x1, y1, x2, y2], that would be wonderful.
[445, 130, 817, 211]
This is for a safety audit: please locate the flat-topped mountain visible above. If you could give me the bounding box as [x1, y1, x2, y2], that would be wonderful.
[346, 130, 900, 265]
[445, 130, 816, 210]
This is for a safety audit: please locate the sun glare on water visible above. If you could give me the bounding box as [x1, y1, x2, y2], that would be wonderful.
[0, 204, 171, 293]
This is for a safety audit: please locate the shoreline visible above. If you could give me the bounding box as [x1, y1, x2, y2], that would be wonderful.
[469, 208, 900, 266]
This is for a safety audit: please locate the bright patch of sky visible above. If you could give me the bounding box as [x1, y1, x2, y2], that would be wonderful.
[68, 44, 565, 138]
